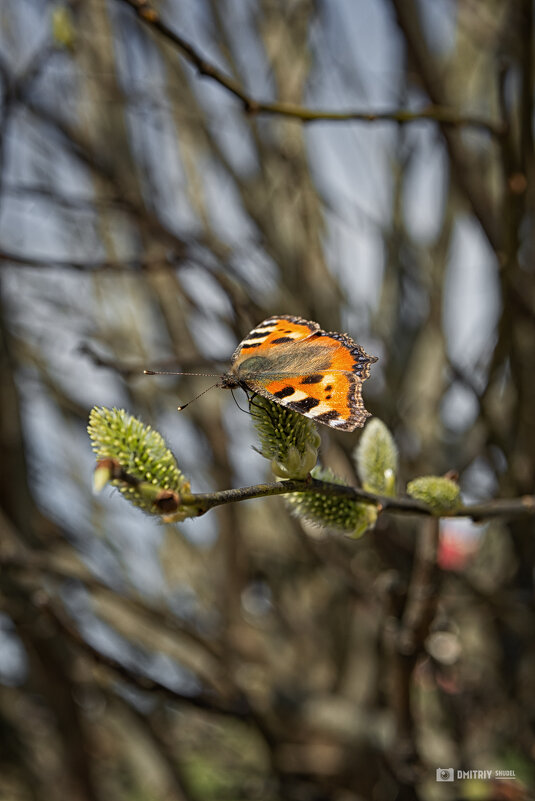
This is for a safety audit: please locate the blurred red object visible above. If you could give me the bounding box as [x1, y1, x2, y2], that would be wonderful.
[438, 521, 480, 570]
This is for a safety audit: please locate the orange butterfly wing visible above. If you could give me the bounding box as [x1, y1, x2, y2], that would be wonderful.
[228, 315, 376, 431]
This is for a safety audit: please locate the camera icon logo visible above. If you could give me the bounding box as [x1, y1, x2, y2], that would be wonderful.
[436, 768, 455, 782]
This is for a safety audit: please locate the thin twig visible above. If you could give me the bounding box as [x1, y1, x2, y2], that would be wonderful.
[390, 0, 504, 253]
[42, 597, 250, 718]
[177, 478, 535, 522]
[398, 518, 441, 655]
[0, 550, 223, 661]
[0, 248, 175, 272]
[114, 0, 504, 137]
[389, 518, 440, 783]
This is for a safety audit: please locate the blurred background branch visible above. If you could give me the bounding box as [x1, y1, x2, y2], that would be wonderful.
[117, 0, 505, 134]
[0, 1, 534, 800]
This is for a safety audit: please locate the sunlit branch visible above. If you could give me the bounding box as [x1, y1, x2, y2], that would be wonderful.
[114, 0, 504, 137]
[390, 0, 503, 254]
[177, 478, 535, 522]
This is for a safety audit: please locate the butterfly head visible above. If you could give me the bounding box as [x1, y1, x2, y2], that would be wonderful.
[219, 372, 241, 391]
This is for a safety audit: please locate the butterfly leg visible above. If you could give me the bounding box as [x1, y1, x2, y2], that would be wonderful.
[229, 388, 256, 417]
[247, 392, 281, 427]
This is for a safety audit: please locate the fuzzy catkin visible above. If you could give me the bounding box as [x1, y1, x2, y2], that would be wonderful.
[88, 407, 189, 514]
[249, 396, 320, 479]
[285, 467, 378, 537]
[354, 418, 398, 496]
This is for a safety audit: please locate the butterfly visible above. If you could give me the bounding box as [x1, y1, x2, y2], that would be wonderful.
[220, 315, 377, 431]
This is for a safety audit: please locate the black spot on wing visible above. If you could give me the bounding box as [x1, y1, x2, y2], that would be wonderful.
[287, 397, 320, 413]
[240, 342, 262, 349]
[324, 384, 333, 392]
[274, 386, 295, 399]
[314, 410, 340, 422]
[272, 336, 294, 344]
[301, 374, 323, 384]
[245, 331, 271, 341]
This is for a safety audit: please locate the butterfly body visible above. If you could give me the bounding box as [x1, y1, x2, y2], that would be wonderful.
[221, 315, 377, 431]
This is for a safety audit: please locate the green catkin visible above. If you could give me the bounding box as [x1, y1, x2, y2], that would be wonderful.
[88, 407, 191, 516]
[249, 396, 320, 479]
[285, 467, 378, 537]
[406, 476, 461, 515]
[354, 418, 398, 496]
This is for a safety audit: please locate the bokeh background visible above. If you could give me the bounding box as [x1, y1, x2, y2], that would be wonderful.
[0, 1, 534, 799]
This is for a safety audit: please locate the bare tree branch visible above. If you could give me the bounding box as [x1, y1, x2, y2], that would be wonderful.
[114, 0, 504, 136]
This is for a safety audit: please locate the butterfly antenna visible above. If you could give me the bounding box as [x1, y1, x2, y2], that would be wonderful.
[144, 369, 223, 410]
[144, 370, 220, 377]
[177, 381, 221, 411]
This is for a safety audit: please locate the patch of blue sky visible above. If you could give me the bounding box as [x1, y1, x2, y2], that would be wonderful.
[0, 615, 28, 687]
[444, 216, 500, 370]
[402, 131, 448, 245]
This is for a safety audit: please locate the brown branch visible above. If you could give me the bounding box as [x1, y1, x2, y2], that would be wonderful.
[41, 597, 251, 719]
[189, 479, 430, 515]
[93, 465, 535, 522]
[518, 1, 534, 168]
[390, 518, 440, 783]
[186, 478, 535, 522]
[0, 44, 61, 210]
[80, 343, 221, 377]
[0, 549, 223, 662]
[126, 703, 202, 801]
[398, 518, 441, 655]
[113, 0, 503, 137]
[11, 94, 190, 260]
[3, 181, 135, 211]
[0, 248, 176, 272]
[390, 0, 504, 254]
